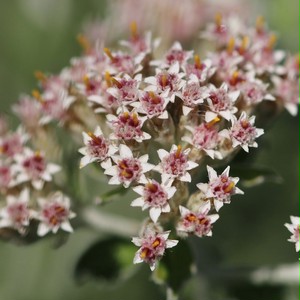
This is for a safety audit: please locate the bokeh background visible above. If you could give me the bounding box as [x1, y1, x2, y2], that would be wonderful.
[0, 0, 298, 299]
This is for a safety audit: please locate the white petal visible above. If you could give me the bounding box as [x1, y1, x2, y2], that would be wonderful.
[205, 111, 218, 123]
[119, 144, 133, 158]
[207, 165, 218, 180]
[149, 207, 162, 223]
[61, 221, 73, 233]
[166, 239, 179, 249]
[37, 223, 50, 236]
[157, 149, 169, 161]
[131, 197, 144, 207]
[108, 176, 121, 185]
[214, 200, 224, 212]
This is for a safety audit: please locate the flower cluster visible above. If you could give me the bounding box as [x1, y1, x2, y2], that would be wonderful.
[4, 13, 298, 270]
[0, 120, 75, 236]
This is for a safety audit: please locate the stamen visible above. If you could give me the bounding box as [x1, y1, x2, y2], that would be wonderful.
[206, 116, 221, 128]
[224, 181, 235, 193]
[148, 92, 160, 104]
[227, 37, 235, 54]
[296, 53, 300, 68]
[175, 145, 182, 158]
[256, 16, 265, 34]
[215, 13, 222, 27]
[34, 70, 47, 82]
[187, 214, 197, 222]
[146, 182, 158, 193]
[76, 34, 91, 53]
[194, 54, 202, 69]
[132, 113, 139, 126]
[238, 36, 249, 55]
[104, 71, 112, 87]
[140, 248, 149, 259]
[152, 238, 160, 248]
[130, 21, 138, 40]
[161, 73, 168, 88]
[32, 89, 43, 103]
[103, 47, 115, 62]
[111, 77, 123, 89]
[267, 33, 277, 50]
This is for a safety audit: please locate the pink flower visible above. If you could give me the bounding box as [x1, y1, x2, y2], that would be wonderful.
[285, 216, 299, 252]
[272, 76, 299, 116]
[36, 192, 76, 236]
[132, 90, 170, 119]
[12, 148, 61, 190]
[0, 131, 25, 158]
[144, 62, 185, 102]
[12, 95, 42, 130]
[184, 56, 216, 83]
[107, 110, 151, 142]
[197, 166, 243, 211]
[179, 75, 209, 116]
[182, 117, 223, 159]
[131, 179, 176, 222]
[220, 112, 264, 152]
[103, 144, 154, 188]
[205, 83, 240, 122]
[106, 74, 142, 106]
[132, 224, 178, 271]
[177, 202, 219, 237]
[0, 163, 12, 190]
[0, 189, 31, 234]
[155, 145, 198, 185]
[79, 126, 117, 168]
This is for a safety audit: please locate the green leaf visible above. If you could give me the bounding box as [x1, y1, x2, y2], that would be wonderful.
[229, 165, 283, 188]
[74, 237, 137, 282]
[152, 240, 194, 292]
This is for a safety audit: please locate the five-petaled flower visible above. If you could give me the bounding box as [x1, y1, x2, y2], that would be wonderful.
[197, 166, 243, 211]
[132, 224, 178, 271]
[36, 192, 76, 236]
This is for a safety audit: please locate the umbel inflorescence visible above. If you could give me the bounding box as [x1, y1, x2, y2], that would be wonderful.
[0, 15, 298, 269]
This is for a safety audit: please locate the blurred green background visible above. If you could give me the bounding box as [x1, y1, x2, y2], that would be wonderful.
[0, 0, 298, 299]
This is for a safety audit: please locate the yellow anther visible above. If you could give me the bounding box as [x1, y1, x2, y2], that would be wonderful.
[224, 181, 235, 193]
[34, 150, 41, 157]
[132, 112, 139, 126]
[146, 182, 158, 193]
[267, 33, 277, 50]
[111, 77, 122, 89]
[152, 238, 160, 248]
[32, 89, 43, 103]
[187, 214, 197, 222]
[206, 116, 221, 128]
[83, 74, 90, 85]
[256, 16, 265, 33]
[215, 12, 222, 27]
[295, 54, 300, 66]
[140, 248, 148, 259]
[238, 36, 250, 54]
[87, 131, 97, 139]
[175, 145, 182, 158]
[104, 71, 112, 87]
[194, 54, 202, 69]
[130, 21, 138, 39]
[76, 34, 91, 53]
[148, 91, 160, 104]
[103, 47, 115, 61]
[34, 70, 47, 82]
[227, 37, 235, 54]
[161, 73, 168, 88]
